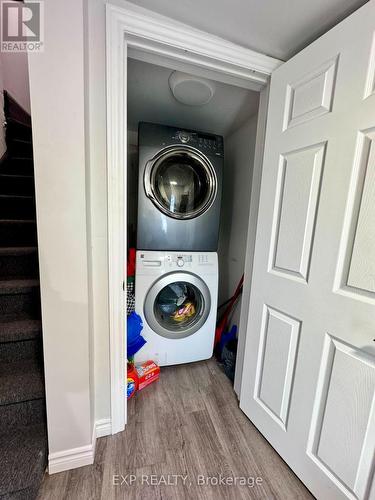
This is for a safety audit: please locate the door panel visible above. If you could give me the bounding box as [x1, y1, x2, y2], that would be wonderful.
[283, 57, 338, 131]
[270, 143, 325, 282]
[307, 336, 375, 499]
[345, 128, 375, 295]
[240, 2, 375, 499]
[254, 305, 301, 431]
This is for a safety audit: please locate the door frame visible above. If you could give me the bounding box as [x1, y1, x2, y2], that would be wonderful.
[106, 0, 282, 433]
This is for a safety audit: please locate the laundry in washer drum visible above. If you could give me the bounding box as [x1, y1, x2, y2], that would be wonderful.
[156, 282, 196, 324]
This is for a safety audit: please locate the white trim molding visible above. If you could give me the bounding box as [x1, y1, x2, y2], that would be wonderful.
[96, 418, 112, 438]
[48, 426, 97, 474]
[106, 0, 282, 435]
[108, 1, 282, 90]
[49, 444, 95, 475]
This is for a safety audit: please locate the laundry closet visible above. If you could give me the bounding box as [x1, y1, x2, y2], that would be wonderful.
[126, 56, 260, 394]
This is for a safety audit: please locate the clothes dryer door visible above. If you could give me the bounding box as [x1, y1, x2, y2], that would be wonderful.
[144, 272, 211, 339]
[144, 146, 217, 220]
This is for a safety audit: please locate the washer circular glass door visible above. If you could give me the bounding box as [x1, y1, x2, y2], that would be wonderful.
[144, 272, 211, 339]
[144, 146, 217, 220]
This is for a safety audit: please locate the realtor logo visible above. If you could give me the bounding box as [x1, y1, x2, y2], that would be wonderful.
[1, 1, 44, 52]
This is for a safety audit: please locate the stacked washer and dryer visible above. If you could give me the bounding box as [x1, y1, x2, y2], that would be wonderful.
[135, 122, 223, 366]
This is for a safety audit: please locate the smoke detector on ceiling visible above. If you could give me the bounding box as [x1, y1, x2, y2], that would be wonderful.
[169, 71, 215, 106]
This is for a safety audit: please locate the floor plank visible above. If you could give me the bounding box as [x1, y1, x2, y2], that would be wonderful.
[37, 359, 313, 500]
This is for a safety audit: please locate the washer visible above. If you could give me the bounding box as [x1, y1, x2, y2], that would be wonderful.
[137, 122, 223, 251]
[134, 250, 218, 366]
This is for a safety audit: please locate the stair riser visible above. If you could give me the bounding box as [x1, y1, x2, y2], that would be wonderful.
[0, 399, 45, 430]
[7, 141, 33, 159]
[0, 176, 35, 196]
[0, 290, 40, 317]
[0, 159, 34, 176]
[6, 122, 32, 143]
[0, 339, 41, 363]
[0, 222, 37, 246]
[0, 252, 39, 279]
[0, 197, 36, 219]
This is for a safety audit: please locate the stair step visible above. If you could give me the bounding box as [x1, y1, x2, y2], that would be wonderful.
[0, 174, 35, 196]
[0, 338, 41, 363]
[0, 398, 45, 431]
[0, 247, 39, 279]
[0, 358, 44, 405]
[5, 118, 32, 143]
[0, 278, 39, 294]
[0, 279, 40, 317]
[0, 157, 34, 175]
[0, 319, 42, 343]
[0, 220, 37, 246]
[0, 399, 46, 437]
[0, 424, 47, 499]
[0, 194, 36, 219]
[7, 138, 33, 159]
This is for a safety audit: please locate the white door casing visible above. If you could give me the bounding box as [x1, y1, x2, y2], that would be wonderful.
[106, 0, 282, 433]
[240, 2, 375, 500]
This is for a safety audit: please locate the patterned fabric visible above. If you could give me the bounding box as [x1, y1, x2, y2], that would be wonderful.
[127, 281, 135, 315]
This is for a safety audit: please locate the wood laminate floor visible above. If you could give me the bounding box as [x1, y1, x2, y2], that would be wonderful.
[37, 358, 313, 500]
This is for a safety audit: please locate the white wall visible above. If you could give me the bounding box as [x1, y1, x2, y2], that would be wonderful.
[0, 50, 30, 114]
[85, 0, 111, 426]
[28, 0, 94, 466]
[218, 114, 258, 331]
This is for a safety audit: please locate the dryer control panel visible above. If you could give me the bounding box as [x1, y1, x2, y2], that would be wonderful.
[172, 130, 224, 157]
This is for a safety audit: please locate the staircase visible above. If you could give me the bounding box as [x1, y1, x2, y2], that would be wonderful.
[0, 92, 47, 500]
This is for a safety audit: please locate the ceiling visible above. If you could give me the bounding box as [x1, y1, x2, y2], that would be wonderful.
[127, 58, 259, 138]
[127, 0, 368, 60]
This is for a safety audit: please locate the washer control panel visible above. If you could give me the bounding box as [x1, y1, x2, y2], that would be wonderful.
[166, 254, 192, 269]
[137, 251, 217, 274]
[165, 253, 215, 268]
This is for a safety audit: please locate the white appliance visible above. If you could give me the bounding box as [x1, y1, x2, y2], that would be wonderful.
[134, 250, 218, 366]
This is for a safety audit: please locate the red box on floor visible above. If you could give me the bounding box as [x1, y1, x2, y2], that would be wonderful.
[136, 360, 160, 390]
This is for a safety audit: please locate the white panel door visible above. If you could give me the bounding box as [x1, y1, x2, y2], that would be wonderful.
[240, 2, 375, 499]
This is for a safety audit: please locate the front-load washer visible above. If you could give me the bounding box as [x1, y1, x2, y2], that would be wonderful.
[134, 250, 218, 366]
[137, 122, 223, 251]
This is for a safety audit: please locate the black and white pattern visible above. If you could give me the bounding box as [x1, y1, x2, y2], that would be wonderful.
[127, 281, 135, 315]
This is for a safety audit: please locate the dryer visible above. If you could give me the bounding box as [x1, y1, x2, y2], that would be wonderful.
[134, 250, 218, 366]
[137, 122, 223, 251]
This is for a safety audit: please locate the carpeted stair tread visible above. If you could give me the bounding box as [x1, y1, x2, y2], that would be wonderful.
[1, 92, 46, 500]
[0, 220, 37, 246]
[0, 424, 47, 499]
[0, 279, 39, 295]
[0, 247, 39, 280]
[0, 319, 41, 343]
[0, 359, 44, 406]
[0, 158, 34, 176]
[0, 174, 35, 196]
[0, 194, 34, 200]
[0, 399, 46, 431]
[0, 246, 37, 256]
[7, 139, 33, 158]
[0, 195, 35, 220]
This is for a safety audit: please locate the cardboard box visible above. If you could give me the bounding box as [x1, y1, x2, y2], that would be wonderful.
[136, 360, 160, 390]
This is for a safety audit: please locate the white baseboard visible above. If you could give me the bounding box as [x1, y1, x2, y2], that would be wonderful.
[48, 419, 112, 474]
[48, 442, 95, 474]
[48, 424, 97, 474]
[96, 418, 112, 438]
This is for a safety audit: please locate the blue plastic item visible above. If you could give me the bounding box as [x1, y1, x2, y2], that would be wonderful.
[127, 312, 146, 357]
[217, 324, 237, 361]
